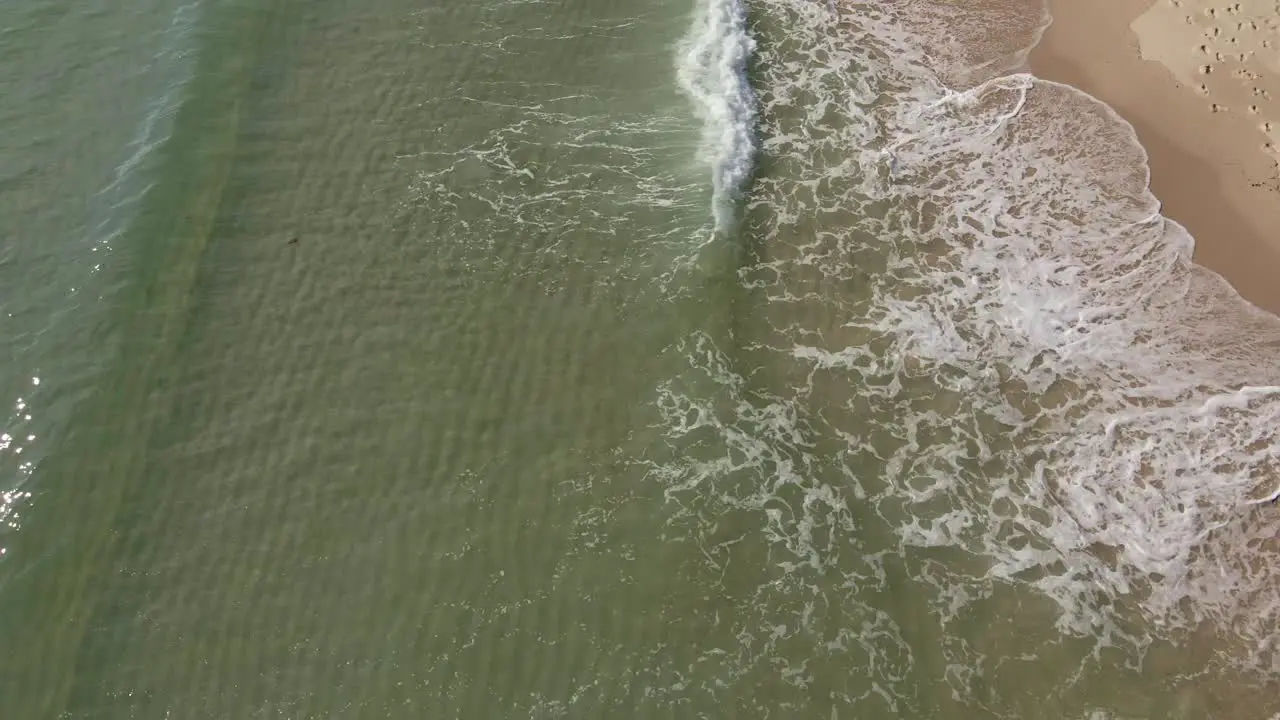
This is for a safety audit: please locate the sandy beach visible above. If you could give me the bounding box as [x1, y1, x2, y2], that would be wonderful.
[1030, 0, 1280, 315]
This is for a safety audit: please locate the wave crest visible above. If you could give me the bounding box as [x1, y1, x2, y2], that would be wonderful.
[676, 0, 758, 231]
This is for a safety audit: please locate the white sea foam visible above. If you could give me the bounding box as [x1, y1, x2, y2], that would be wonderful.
[676, 0, 758, 232]
[649, 0, 1280, 712]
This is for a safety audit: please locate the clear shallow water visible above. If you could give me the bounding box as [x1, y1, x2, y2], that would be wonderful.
[4, 0, 1280, 717]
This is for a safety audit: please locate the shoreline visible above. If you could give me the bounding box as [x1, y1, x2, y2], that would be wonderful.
[1028, 0, 1280, 316]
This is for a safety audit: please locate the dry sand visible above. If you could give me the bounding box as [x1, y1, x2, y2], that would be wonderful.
[1030, 0, 1280, 315]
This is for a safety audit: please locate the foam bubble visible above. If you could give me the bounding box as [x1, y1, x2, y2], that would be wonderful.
[864, 35, 1280, 660]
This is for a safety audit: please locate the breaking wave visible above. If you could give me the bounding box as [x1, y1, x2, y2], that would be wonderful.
[676, 0, 758, 232]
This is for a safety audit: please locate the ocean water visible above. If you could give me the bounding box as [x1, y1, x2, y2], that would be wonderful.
[4, 0, 1280, 717]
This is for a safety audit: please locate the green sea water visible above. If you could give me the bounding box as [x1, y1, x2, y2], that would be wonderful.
[0, 0, 725, 715]
[5, 0, 1280, 717]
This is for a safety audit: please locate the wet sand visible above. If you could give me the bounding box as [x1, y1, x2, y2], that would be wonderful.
[1030, 0, 1280, 315]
